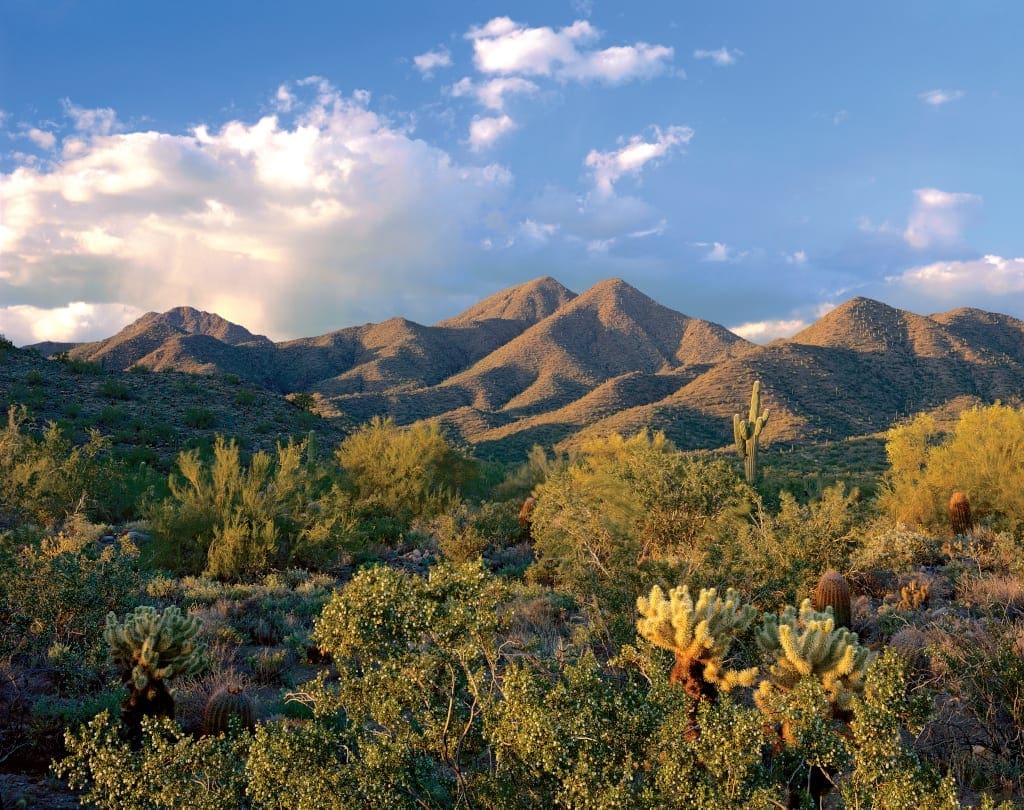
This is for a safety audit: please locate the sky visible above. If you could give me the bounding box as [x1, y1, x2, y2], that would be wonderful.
[1, 0, 1022, 346]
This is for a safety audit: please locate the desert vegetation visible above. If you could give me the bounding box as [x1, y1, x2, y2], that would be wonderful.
[1, 352, 1023, 807]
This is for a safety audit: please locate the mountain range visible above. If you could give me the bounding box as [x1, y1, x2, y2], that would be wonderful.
[38, 277, 1024, 460]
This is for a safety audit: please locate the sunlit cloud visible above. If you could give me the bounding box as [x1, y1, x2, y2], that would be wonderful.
[0, 302, 145, 346]
[0, 80, 514, 342]
[466, 17, 673, 84]
[730, 318, 807, 343]
[468, 114, 516, 150]
[413, 47, 453, 78]
[450, 76, 539, 111]
[585, 124, 692, 195]
[887, 255, 1024, 303]
[693, 46, 742, 66]
[918, 89, 964, 106]
[903, 187, 981, 249]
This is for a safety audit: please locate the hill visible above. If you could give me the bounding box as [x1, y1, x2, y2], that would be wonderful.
[19, 281, 1024, 461]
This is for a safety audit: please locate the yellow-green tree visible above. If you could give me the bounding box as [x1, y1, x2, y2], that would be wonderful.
[879, 403, 1024, 535]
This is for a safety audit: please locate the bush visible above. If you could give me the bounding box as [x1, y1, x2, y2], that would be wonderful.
[336, 416, 477, 520]
[185, 407, 218, 429]
[879, 404, 1024, 536]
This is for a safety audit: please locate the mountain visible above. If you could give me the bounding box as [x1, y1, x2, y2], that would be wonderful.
[34, 281, 1024, 461]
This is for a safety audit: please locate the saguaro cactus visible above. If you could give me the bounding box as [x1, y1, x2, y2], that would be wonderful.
[734, 380, 769, 484]
[636, 584, 759, 703]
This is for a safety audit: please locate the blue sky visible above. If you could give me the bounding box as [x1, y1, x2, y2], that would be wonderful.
[1, 0, 1021, 345]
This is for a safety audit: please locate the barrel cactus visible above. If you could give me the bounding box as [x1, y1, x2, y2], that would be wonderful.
[636, 584, 758, 702]
[202, 684, 256, 737]
[948, 491, 973, 536]
[812, 570, 851, 629]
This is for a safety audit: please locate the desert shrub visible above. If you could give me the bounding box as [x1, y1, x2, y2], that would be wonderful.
[55, 712, 250, 810]
[880, 404, 1024, 536]
[0, 405, 140, 527]
[148, 436, 324, 577]
[97, 379, 131, 400]
[184, 407, 217, 429]
[432, 500, 521, 563]
[335, 416, 478, 519]
[528, 430, 749, 646]
[850, 520, 944, 573]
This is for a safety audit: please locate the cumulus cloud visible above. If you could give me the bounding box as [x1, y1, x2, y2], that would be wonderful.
[585, 125, 693, 195]
[414, 47, 453, 77]
[0, 302, 145, 346]
[918, 89, 964, 106]
[468, 114, 516, 150]
[466, 17, 673, 84]
[693, 47, 742, 66]
[903, 187, 981, 249]
[450, 76, 539, 111]
[0, 81, 513, 342]
[729, 317, 808, 343]
[887, 255, 1024, 304]
[27, 128, 57, 149]
[61, 99, 120, 134]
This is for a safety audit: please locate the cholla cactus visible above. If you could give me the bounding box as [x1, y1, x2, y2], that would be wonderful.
[637, 585, 758, 701]
[755, 599, 871, 717]
[104, 605, 207, 691]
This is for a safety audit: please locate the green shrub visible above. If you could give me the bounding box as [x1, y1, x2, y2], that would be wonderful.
[97, 379, 131, 400]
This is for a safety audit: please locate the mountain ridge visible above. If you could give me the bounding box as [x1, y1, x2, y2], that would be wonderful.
[31, 279, 1024, 460]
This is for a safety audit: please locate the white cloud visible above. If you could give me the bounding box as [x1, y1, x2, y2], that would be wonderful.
[0, 302, 145, 346]
[468, 114, 516, 150]
[918, 89, 965, 106]
[785, 250, 807, 265]
[903, 187, 981, 249]
[585, 124, 692, 195]
[466, 17, 673, 84]
[450, 76, 539, 111]
[27, 128, 57, 149]
[693, 47, 742, 66]
[414, 47, 453, 77]
[519, 219, 559, 242]
[61, 99, 120, 134]
[730, 318, 807, 343]
[887, 255, 1024, 301]
[0, 81, 513, 342]
[832, 110, 848, 126]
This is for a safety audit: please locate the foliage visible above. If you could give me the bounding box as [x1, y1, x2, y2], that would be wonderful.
[147, 435, 326, 576]
[104, 605, 207, 692]
[880, 404, 1024, 536]
[54, 711, 250, 810]
[529, 430, 749, 646]
[335, 416, 478, 519]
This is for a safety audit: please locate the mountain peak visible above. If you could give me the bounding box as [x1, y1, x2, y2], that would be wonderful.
[437, 276, 576, 328]
[142, 306, 270, 345]
[789, 296, 906, 351]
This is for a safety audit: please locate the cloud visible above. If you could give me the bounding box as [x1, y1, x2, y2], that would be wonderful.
[693, 47, 742, 66]
[414, 47, 453, 78]
[0, 302, 145, 346]
[466, 17, 673, 84]
[585, 124, 693, 195]
[61, 99, 120, 134]
[887, 255, 1024, 304]
[729, 317, 808, 343]
[918, 89, 964, 106]
[903, 187, 981, 249]
[0, 81, 513, 342]
[450, 76, 539, 111]
[784, 250, 807, 265]
[468, 114, 516, 150]
[27, 128, 57, 149]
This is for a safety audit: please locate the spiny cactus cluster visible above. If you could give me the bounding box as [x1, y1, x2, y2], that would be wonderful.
[636, 585, 758, 700]
[104, 605, 207, 692]
[755, 599, 871, 716]
[948, 491, 973, 536]
[734, 380, 769, 485]
[202, 685, 256, 737]
[812, 570, 851, 629]
[898, 578, 930, 610]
